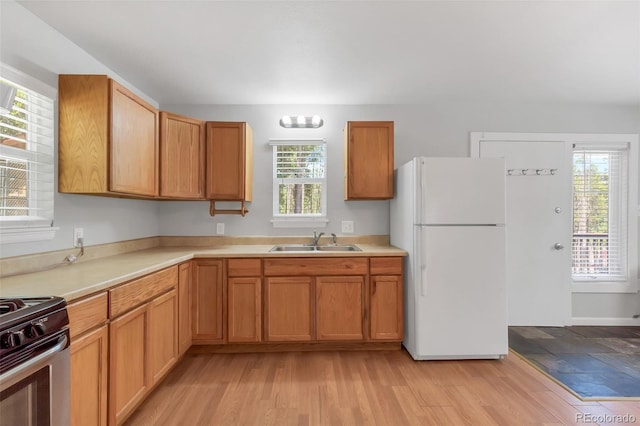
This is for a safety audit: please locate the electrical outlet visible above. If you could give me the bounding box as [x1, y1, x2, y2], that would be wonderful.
[341, 221, 354, 234]
[73, 227, 84, 247]
[216, 223, 225, 235]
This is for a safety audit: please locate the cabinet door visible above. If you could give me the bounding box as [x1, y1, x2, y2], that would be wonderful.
[178, 262, 192, 355]
[316, 276, 364, 341]
[109, 304, 148, 425]
[228, 277, 262, 342]
[58, 74, 110, 194]
[160, 112, 205, 198]
[110, 80, 159, 196]
[370, 275, 403, 340]
[192, 260, 225, 343]
[205, 122, 253, 201]
[344, 121, 394, 200]
[71, 325, 108, 426]
[148, 289, 178, 385]
[265, 277, 313, 341]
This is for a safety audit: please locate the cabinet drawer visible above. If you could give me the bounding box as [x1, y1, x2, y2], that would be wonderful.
[264, 257, 368, 276]
[68, 292, 108, 339]
[110, 266, 178, 318]
[227, 258, 261, 277]
[370, 257, 403, 275]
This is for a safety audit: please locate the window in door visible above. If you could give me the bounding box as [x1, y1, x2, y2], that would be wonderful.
[572, 145, 629, 281]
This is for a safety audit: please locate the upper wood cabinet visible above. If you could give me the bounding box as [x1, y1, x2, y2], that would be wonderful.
[343, 121, 394, 200]
[59, 75, 159, 198]
[205, 122, 253, 201]
[159, 112, 205, 199]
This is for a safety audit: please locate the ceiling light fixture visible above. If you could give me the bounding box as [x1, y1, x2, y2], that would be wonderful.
[280, 115, 324, 128]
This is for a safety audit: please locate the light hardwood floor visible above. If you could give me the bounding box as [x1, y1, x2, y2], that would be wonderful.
[125, 349, 640, 425]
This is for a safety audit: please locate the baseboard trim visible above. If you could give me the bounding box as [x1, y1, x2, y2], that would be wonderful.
[571, 317, 640, 326]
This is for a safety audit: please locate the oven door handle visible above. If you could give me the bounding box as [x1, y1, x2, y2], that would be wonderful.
[1, 334, 68, 384]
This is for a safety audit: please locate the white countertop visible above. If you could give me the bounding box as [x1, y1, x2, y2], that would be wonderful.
[0, 244, 406, 302]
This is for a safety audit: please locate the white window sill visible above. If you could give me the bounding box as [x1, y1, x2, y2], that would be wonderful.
[572, 280, 638, 294]
[271, 217, 329, 229]
[0, 218, 58, 244]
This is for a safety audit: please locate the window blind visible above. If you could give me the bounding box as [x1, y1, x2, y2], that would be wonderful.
[572, 146, 629, 280]
[0, 77, 55, 224]
[271, 140, 326, 217]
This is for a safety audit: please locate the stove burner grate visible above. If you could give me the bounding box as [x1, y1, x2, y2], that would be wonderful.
[0, 299, 27, 315]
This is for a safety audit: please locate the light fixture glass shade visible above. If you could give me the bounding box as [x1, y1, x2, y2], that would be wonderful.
[280, 115, 292, 126]
[279, 115, 324, 128]
[0, 82, 17, 115]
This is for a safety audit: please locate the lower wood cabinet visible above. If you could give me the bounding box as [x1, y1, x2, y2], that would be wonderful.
[228, 277, 262, 342]
[316, 276, 364, 341]
[148, 289, 178, 384]
[68, 292, 109, 426]
[192, 259, 225, 343]
[70, 325, 108, 426]
[109, 304, 149, 425]
[370, 275, 403, 340]
[370, 258, 404, 341]
[265, 277, 314, 341]
[178, 262, 192, 355]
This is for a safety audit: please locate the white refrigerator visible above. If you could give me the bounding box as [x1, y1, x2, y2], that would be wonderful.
[390, 157, 507, 360]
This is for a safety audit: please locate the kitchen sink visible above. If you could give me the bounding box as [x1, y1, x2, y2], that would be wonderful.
[268, 244, 361, 252]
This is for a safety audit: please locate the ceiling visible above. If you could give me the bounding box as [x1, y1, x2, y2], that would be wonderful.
[16, 0, 640, 106]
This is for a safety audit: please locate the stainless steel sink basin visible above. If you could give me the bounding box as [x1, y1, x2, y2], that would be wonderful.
[268, 244, 361, 252]
[315, 244, 361, 252]
[269, 244, 316, 252]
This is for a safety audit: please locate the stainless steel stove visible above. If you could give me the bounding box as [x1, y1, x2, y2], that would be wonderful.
[0, 296, 70, 426]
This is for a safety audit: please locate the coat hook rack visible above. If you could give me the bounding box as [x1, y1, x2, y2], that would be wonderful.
[209, 200, 248, 217]
[506, 168, 557, 176]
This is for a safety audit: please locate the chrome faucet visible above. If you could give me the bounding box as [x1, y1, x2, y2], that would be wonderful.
[311, 231, 324, 247]
[331, 233, 337, 245]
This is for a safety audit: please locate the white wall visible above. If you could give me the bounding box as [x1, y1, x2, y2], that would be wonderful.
[0, 0, 161, 258]
[2, 1, 639, 322]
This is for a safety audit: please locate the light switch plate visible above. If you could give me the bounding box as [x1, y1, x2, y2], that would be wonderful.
[216, 223, 225, 235]
[341, 221, 354, 233]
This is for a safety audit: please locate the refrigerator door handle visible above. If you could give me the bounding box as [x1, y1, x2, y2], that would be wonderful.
[417, 225, 427, 297]
[420, 261, 427, 297]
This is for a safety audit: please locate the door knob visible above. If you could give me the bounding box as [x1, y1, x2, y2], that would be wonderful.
[554, 243, 564, 250]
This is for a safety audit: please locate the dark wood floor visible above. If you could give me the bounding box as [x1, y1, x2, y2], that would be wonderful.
[125, 348, 640, 425]
[509, 326, 640, 398]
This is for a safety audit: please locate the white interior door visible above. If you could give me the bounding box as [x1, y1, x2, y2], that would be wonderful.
[479, 140, 572, 326]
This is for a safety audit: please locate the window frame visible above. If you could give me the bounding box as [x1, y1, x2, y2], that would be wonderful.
[571, 144, 629, 282]
[269, 138, 328, 229]
[0, 63, 58, 244]
[570, 140, 638, 293]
